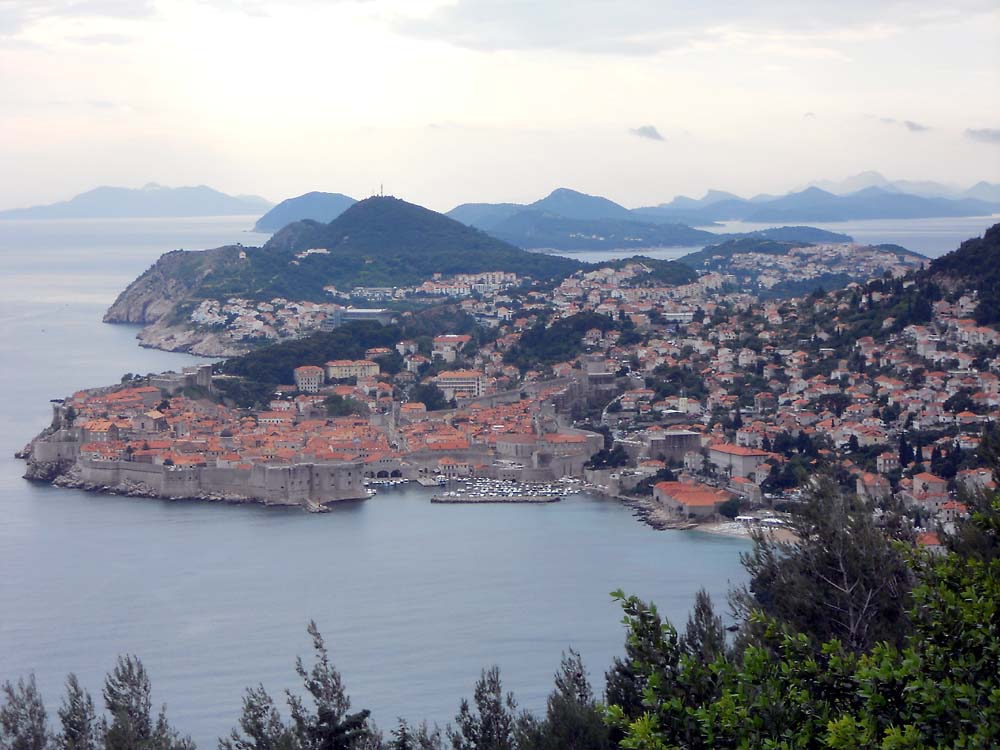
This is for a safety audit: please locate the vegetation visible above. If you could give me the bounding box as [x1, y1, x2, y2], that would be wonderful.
[677, 238, 809, 270]
[216, 306, 479, 407]
[608, 488, 1000, 749]
[504, 312, 619, 371]
[597, 258, 696, 287]
[324, 395, 368, 418]
[219, 322, 399, 392]
[257, 198, 582, 295]
[408, 384, 450, 412]
[1, 659, 192, 750]
[929, 222, 1000, 324]
[583, 445, 631, 471]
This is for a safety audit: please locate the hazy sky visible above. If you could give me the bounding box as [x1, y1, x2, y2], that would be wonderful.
[1, 0, 999, 211]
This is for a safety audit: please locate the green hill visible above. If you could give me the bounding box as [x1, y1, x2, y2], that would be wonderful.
[929, 222, 1000, 324]
[106, 196, 585, 324]
[259, 196, 581, 292]
[678, 238, 809, 268]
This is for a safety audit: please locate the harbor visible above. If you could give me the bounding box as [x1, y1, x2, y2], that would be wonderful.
[429, 477, 582, 503]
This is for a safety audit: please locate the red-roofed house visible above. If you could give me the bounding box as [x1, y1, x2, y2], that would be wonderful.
[654, 481, 733, 520]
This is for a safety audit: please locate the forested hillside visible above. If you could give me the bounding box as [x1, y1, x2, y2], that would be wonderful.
[930, 223, 1000, 324]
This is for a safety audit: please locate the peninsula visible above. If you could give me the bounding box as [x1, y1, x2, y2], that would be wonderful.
[23, 224, 1000, 535]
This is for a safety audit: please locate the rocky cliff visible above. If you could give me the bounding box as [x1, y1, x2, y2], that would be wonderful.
[103, 245, 254, 356]
[103, 245, 240, 325]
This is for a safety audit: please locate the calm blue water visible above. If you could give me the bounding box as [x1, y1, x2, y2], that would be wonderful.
[0, 217, 749, 747]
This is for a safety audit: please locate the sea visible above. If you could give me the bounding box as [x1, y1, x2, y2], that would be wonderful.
[0, 212, 994, 746]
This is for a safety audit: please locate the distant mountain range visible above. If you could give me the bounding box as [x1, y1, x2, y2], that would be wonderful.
[436, 184, 997, 251]
[440, 188, 855, 251]
[805, 171, 1000, 202]
[0, 184, 272, 220]
[254, 192, 357, 232]
[630, 185, 999, 225]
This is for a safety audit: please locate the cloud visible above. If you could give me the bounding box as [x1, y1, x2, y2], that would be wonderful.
[68, 32, 134, 45]
[966, 128, 1000, 144]
[803, 112, 816, 118]
[631, 125, 665, 141]
[879, 117, 930, 133]
[391, 0, 997, 56]
[0, 1, 154, 37]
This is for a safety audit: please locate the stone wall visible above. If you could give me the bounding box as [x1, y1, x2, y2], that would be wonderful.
[77, 459, 367, 506]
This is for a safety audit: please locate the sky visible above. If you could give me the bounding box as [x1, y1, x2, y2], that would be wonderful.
[1, 0, 999, 212]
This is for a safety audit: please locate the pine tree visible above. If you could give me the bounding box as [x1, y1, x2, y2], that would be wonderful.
[680, 589, 727, 666]
[447, 668, 515, 750]
[102, 656, 153, 750]
[0, 675, 49, 750]
[286, 623, 373, 750]
[388, 720, 413, 750]
[102, 656, 191, 750]
[733, 479, 914, 654]
[537, 651, 608, 750]
[56, 675, 99, 750]
[219, 686, 294, 750]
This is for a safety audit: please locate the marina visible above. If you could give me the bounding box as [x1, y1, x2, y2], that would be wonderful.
[429, 477, 582, 503]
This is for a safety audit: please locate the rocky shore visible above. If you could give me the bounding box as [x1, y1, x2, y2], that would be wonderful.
[614, 494, 699, 531]
[132, 317, 249, 357]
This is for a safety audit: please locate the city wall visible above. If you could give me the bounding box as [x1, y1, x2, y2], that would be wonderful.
[77, 459, 367, 506]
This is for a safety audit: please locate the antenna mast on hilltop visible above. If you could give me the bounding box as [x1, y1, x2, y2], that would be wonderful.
[380, 183, 384, 197]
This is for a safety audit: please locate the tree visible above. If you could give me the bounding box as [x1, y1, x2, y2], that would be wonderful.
[733, 480, 914, 654]
[717, 497, 741, 519]
[447, 667, 516, 750]
[56, 675, 99, 750]
[323, 396, 368, 418]
[219, 686, 295, 750]
[516, 652, 608, 750]
[223, 623, 373, 750]
[607, 488, 1000, 748]
[898, 434, 914, 467]
[1, 675, 49, 750]
[409, 384, 449, 412]
[286, 623, 374, 750]
[102, 655, 191, 750]
[388, 720, 414, 750]
[680, 590, 726, 667]
[102, 656, 152, 750]
[583, 446, 630, 471]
